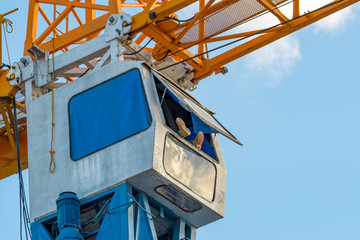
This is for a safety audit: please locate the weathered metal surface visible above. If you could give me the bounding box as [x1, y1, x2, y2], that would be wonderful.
[27, 60, 226, 228]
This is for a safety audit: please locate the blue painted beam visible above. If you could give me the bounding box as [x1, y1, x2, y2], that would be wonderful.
[31, 183, 197, 240]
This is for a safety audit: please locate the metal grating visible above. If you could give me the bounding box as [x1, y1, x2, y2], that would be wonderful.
[177, 0, 289, 43]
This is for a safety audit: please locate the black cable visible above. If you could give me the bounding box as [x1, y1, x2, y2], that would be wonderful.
[79, 67, 91, 78]
[159, 0, 346, 71]
[0, 64, 11, 69]
[125, 37, 154, 55]
[13, 97, 32, 240]
[81, 199, 111, 226]
[156, 16, 195, 24]
[157, 49, 171, 61]
[79, 57, 104, 78]
[13, 96, 23, 240]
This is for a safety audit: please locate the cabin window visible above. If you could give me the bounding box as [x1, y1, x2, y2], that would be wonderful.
[69, 69, 151, 160]
[163, 134, 216, 202]
[155, 77, 218, 161]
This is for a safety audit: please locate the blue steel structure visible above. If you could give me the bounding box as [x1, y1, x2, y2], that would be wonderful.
[31, 183, 196, 240]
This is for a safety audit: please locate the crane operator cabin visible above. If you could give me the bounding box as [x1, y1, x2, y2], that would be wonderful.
[23, 54, 241, 239]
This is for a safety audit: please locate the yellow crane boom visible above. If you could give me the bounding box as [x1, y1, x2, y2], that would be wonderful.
[24, 0, 360, 82]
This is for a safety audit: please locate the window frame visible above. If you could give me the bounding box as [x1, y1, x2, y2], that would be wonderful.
[163, 132, 218, 202]
[153, 75, 220, 162]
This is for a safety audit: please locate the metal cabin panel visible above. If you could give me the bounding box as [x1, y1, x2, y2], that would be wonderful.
[27, 61, 156, 222]
[27, 60, 227, 229]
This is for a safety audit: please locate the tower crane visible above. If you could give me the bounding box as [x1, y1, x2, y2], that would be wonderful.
[0, 0, 359, 239]
[1, 0, 358, 180]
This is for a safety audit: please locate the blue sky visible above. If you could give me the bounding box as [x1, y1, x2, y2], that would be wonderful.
[1, 1, 360, 239]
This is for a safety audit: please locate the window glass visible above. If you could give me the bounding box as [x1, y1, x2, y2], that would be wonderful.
[184, 98, 228, 133]
[69, 69, 151, 160]
[164, 134, 216, 202]
[153, 71, 242, 146]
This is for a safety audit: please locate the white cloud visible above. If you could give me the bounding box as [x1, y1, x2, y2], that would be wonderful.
[313, 7, 354, 35]
[244, 36, 301, 88]
[236, 1, 357, 86]
[298, 0, 355, 35]
[300, 0, 333, 11]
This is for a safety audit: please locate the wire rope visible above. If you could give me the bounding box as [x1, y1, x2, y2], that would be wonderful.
[125, 37, 154, 55]
[49, 38, 56, 173]
[1, 16, 13, 66]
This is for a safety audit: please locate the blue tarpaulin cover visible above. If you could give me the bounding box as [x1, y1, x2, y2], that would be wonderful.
[69, 69, 151, 160]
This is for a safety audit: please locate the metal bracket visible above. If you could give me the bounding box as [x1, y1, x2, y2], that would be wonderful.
[153, 58, 195, 90]
[104, 13, 132, 63]
[105, 13, 133, 42]
[27, 45, 50, 87]
[6, 56, 34, 87]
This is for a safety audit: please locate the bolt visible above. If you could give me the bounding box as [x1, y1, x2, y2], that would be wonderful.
[20, 58, 28, 66]
[149, 12, 157, 20]
[116, 29, 121, 35]
[120, 15, 123, 19]
[109, 16, 115, 24]
[122, 21, 128, 27]
[12, 66, 16, 69]
[220, 66, 228, 75]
